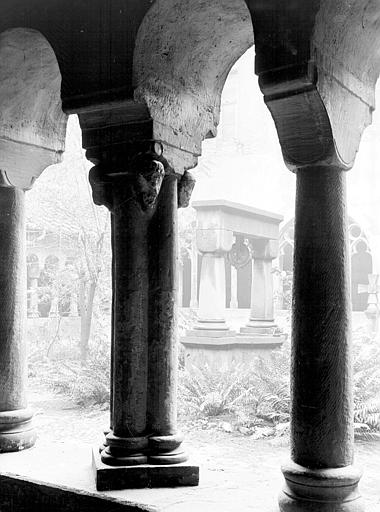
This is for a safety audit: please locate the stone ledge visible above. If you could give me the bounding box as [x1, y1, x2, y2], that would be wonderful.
[0, 473, 157, 512]
[181, 335, 284, 348]
[185, 329, 237, 338]
[93, 447, 199, 491]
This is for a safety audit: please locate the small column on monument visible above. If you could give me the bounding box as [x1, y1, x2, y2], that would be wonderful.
[241, 239, 277, 335]
[0, 176, 36, 452]
[230, 266, 238, 309]
[194, 227, 234, 332]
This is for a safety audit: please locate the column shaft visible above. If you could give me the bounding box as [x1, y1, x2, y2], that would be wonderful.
[242, 240, 276, 334]
[279, 166, 363, 512]
[0, 186, 36, 452]
[147, 173, 187, 463]
[249, 257, 274, 322]
[198, 254, 227, 325]
[292, 166, 352, 467]
[103, 179, 149, 465]
[230, 265, 238, 309]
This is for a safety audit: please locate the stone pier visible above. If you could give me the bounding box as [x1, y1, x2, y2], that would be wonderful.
[0, 181, 36, 452]
[83, 125, 199, 490]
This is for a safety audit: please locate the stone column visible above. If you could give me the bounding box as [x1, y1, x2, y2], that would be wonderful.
[241, 239, 277, 334]
[88, 141, 197, 474]
[195, 229, 233, 331]
[230, 265, 238, 309]
[279, 166, 363, 512]
[147, 169, 195, 464]
[0, 183, 36, 452]
[89, 144, 161, 466]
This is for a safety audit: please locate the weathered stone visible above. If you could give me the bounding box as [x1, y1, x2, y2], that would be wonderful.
[0, 185, 36, 453]
[93, 447, 199, 492]
[0, 472, 157, 512]
[277, 167, 364, 512]
[244, 239, 278, 332]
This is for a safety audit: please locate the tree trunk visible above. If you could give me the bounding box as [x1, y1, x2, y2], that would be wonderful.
[79, 280, 96, 362]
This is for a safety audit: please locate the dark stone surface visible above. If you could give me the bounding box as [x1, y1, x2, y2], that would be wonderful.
[0, 473, 157, 512]
[93, 447, 199, 492]
[0, 186, 36, 452]
[292, 167, 352, 469]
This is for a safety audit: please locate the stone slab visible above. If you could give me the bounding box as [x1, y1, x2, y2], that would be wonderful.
[93, 447, 199, 492]
[0, 473, 156, 512]
[181, 335, 284, 348]
[185, 329, 237, 338]
[240, 327, 276, 335]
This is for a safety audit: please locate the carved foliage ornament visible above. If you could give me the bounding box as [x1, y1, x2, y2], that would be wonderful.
[177, 171, 196, 209]
[228, 239, 251, 269]
[88, 140, 166, 212]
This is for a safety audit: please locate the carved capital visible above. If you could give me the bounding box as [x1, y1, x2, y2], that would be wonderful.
[250, 239, 278, 260]
[130, 152, 165, 211]
[196, 228, 234, 254]
[177, 171, 196, 209]
[87, 140, 167, 214]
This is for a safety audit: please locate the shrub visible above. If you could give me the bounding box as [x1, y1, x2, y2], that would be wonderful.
[179, 328, 380, 440]
[178, 340, 291, 434]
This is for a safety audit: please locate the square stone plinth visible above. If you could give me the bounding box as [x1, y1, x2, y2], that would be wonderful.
[92, 447, 199, 491]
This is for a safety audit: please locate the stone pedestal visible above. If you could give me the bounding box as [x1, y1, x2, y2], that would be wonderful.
[279, 167, 364, 512]
[0, 185, 36, 452]
[241, 239, 277, 336]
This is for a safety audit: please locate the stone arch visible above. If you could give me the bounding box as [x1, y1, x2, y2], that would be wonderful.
[312, 2, 380, 166]
[133, 0, 254, 173]
[0, 27, 67, 189]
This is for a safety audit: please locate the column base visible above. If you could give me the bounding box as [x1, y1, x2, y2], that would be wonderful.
[279, 461, 364, 512]
[148, 433, 188, 465]
[240, 319, 276, 335]
[93, 446, 199, 491]
[194, 319, 231, 332]
[0, 409, 36, 453]
[101, 431, 148, 466]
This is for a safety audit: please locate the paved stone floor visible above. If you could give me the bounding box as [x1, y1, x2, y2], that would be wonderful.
[0, 388, 379, 511]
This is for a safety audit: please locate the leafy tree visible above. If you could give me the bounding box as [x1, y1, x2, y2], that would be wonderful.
[26, 116, 111, 361]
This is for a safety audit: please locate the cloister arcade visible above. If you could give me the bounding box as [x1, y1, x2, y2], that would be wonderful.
[1, 1, 380, 511]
